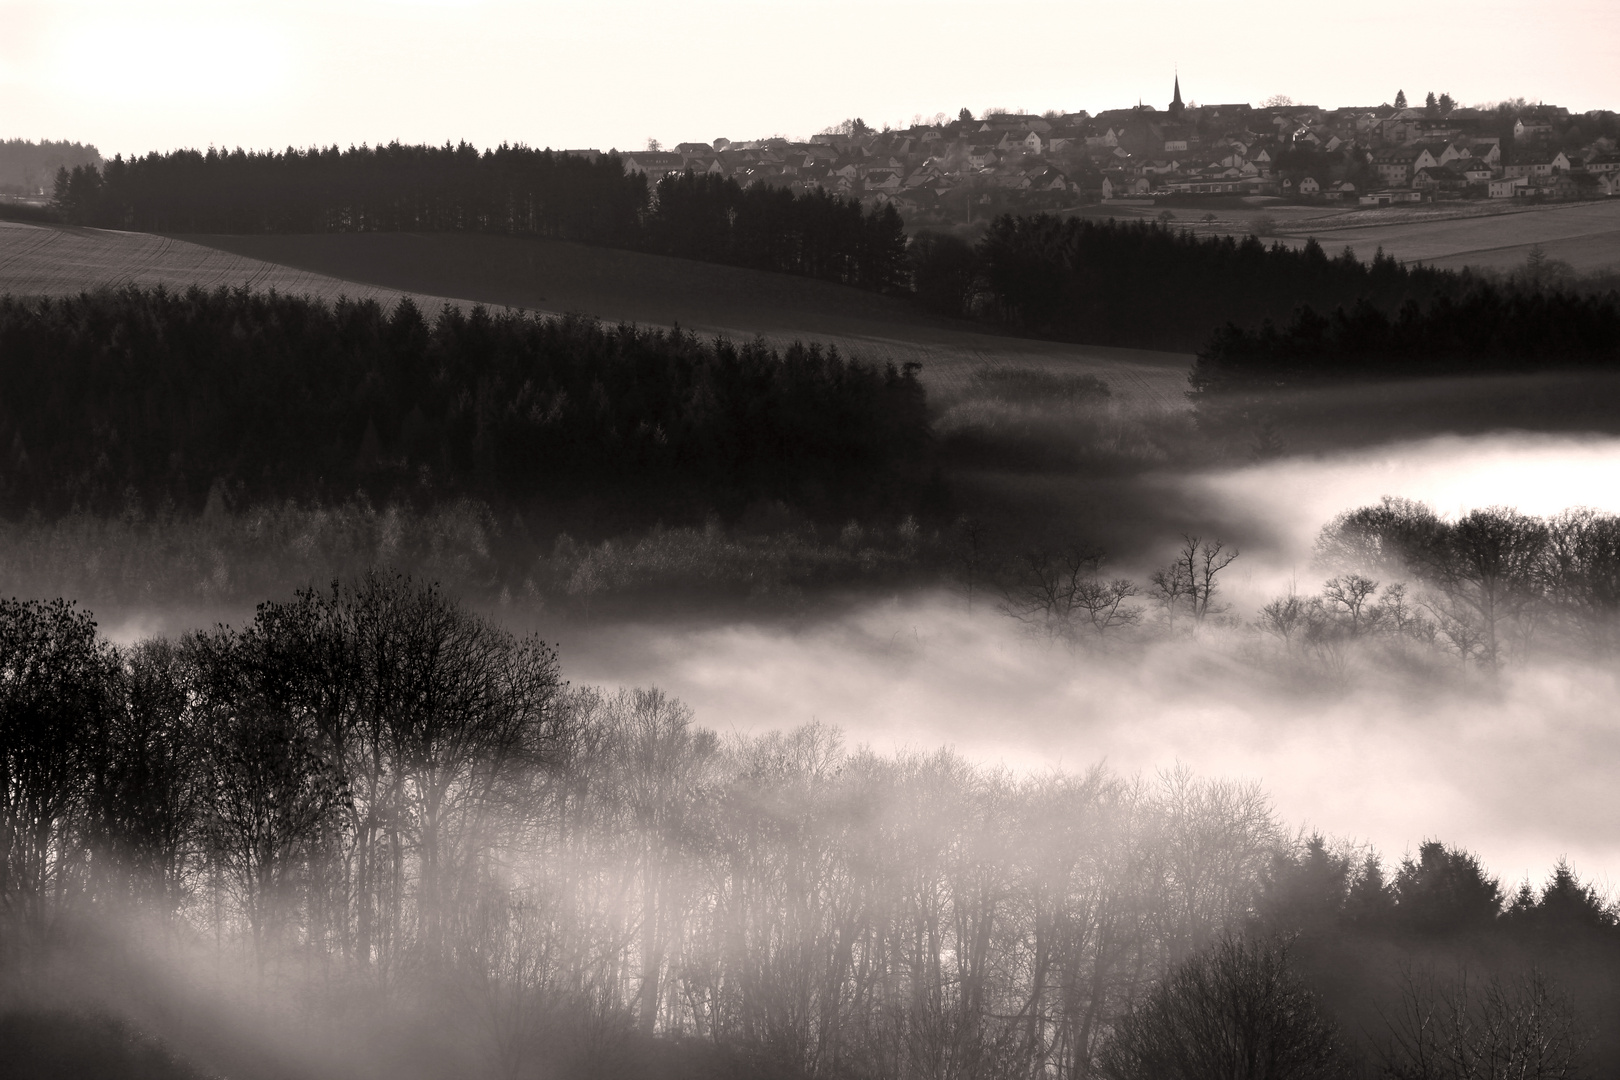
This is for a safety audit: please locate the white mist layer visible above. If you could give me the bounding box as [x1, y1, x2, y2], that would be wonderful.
[572, 433, 1620, 890]
[81, 433, 1620, 891]
[568, 595, 1620, 892]
[1189, 432, 1620, 597]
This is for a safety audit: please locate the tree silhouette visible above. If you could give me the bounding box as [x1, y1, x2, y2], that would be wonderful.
[1099, 935, 1346, 1080]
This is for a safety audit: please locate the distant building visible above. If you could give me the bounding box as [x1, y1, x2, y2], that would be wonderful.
[1359, 189, 1423, 205]
[620, 152, 685, 178]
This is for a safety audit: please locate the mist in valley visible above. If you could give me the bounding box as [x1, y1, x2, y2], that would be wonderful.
[69, 427, 1620, 893]
[561, 431, 1620, 888]
[7, 134, 1620, 1076]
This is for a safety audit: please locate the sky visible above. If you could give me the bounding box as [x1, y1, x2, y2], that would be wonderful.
[3, 0, 1617, 158]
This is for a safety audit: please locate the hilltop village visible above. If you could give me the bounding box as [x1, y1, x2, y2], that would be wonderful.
[614, 83, 1620, 224]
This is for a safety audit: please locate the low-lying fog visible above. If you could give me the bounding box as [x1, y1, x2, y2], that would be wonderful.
[558, 431, 1620, 889]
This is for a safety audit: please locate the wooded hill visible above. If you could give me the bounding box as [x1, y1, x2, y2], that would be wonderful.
[49, 144, 910, 294]
[1191, 288, 1620, 393]
[0, 287, 932, 521]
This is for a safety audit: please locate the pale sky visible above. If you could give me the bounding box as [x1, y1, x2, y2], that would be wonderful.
[2, 0, 1617, 158]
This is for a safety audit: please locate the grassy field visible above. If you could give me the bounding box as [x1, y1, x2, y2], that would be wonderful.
[177, 231, 1194, 404]
[1288, 199, 1620, 272]
[0, 221, 1193, 406]
[0, 220, 476, 311]
[1086, 196, 1620, 272]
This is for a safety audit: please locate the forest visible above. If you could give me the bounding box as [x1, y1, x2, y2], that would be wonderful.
[51, 144, 647, 244]
[42, 145, 1619, 371]
[0, 138, 100, 198]
[644, 171, 909, 292]
[909, 216, 1481, 349]
[1190, 289, 1620, 394]
[1, 573, 1614, 1080]
[0, 287, 932, 523]
[47, 144, 911, 294]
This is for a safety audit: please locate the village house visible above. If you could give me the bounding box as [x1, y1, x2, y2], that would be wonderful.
[1578, 153, 1620, 176]
[863, 170, 902, 194]
[966, 145, 1000, 169]
[1360, 188, 1424, 206]
[1372, 145, 1440, 187]
[1514, 118, 1555, 140]
[1487, 176, 1526, 199]
[1460, 136, 1502, 165]
[616, 81, 1619, 228]
[620, 151, 685, 179]
[1504, 150, 1571, 179]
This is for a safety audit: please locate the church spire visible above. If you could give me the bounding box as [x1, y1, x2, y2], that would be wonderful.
[1169, 70, 1184, 118]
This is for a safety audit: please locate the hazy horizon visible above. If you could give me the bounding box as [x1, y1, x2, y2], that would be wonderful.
[3, 0, 1616, 158]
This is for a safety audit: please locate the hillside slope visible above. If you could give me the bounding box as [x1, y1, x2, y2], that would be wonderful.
[0, 220, 475, 312]
[178, 231, 1193, 403]
[0, 222, 1192, 405]
[1309, 199, 1620, 272]
[1093, 198, 1620, 272]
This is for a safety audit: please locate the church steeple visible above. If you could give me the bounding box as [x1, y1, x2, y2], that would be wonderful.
[1169, 70, 1184, 119]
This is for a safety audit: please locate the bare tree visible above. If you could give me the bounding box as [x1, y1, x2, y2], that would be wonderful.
[1000, 546, 1140, 642]
[1152, 536, 1237, 630]
[1098, 934, 1346, 1080]
[1430, 508, 1550, 667]
[954, 514, 994, 612]
[1381, 966, 1589, 1080]
[1542, 508, 1620, 656]
[0, 599, 119, 945]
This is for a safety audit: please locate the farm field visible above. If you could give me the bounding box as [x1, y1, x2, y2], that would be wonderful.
[179, 230, 1195, 403]
[1087, 196, 1620, 272]
[1301, 199, 1620, 271]
[0, 220, 473, 312]
[0, 221, 1193, 406]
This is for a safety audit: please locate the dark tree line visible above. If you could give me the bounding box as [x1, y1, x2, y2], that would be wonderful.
[1192, 291, 1620, 394]
[48, 145, 907, 293]
[1257, 835, 1615, 1076]
[0, 287, 931, 521]
[53, 143, 647, 244]
[645, 171, 908, 291]
[910, 217, 1474, 350]
[2, 577, 1609, 1080]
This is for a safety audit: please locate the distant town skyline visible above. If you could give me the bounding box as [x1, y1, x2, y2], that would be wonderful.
[2, 0, 1616, 157]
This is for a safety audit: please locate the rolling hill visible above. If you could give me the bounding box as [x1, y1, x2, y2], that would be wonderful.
[0, 220, 474, 312]
[1092, 197, 1620, 273]
[0, 221, 1193, 406]
[177, 230, 1194, 403]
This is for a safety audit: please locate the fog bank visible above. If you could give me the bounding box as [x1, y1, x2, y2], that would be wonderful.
[570, 432, 1620, 887]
